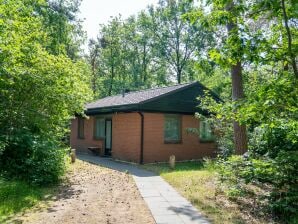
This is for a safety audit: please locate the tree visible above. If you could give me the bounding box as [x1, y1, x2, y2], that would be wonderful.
[0, 0, 92, 184]
[225, 1, 248, 154]
[280, 0, 297, 77]
[188, 0, 248, 154]
[149, 0, 208, 83]
[96, 17, 124, 96]
[188, 1, 297, 219]
[88, 39, 100, 95]
[89, 0, 214, 98]
[187, 0, 297, 155]
[37, 0, 85, 59]
[121, 13, 168, 89]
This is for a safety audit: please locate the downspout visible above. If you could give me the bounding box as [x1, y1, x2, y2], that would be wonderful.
[138, 112, 144, 164]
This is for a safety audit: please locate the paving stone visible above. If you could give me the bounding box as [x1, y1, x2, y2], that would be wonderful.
[178, 213, 210, 224]
[160, 192, 182, 198]
[164, 196, 190, 203]
[135, 182, 154, 189]
[146, 201, 172, 209]
[144, 196, 167, 203]
[154, 214, 184, 224]
[140, 190, 161, 197]
[78, 154, 211, 224]
[150, 207, 177, 215]
[169, 201, 193, 207]
[170, 206, 199, 216]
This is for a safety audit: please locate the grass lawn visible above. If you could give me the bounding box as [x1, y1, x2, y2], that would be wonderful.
[144, 161, 269, 224]
[0, 177, 55, 223]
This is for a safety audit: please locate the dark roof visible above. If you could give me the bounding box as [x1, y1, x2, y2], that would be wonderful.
[85, 82, 220, 115]
[86, 82, 193, 109]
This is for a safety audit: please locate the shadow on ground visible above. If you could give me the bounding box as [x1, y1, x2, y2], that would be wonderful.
[4, 178, 84, 223]
[78, 153, 158, 177]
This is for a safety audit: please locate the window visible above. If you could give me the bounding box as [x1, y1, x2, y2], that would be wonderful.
[164, 114, 181, 143]
[94, 117, 105, 139]
[77, 117, 84, 139]
[199, 120, 215, 142]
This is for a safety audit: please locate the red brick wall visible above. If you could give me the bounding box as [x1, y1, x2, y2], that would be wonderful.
[70, 112, 216, 163]
[143, 113, 216, 163]
[70, 117, 104, 155]
[112, 113, 141, 163]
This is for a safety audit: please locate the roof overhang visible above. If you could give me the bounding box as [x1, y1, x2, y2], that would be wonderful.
[85, 104, 209, 116]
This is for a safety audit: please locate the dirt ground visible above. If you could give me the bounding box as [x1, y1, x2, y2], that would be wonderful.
[12, 160, 155, 224]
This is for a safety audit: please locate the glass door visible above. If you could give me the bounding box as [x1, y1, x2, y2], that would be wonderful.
[105, 119, 112, 156]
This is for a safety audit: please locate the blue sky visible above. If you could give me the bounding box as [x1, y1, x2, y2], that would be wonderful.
[79, 0, 159, 41]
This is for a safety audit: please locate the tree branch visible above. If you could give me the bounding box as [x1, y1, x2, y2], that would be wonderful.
[281, 0, 297, 77]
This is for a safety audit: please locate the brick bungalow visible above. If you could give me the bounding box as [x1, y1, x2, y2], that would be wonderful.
[70, 82, 219, 164]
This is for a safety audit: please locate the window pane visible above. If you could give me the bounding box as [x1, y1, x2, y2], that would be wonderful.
[95, 118, 105, 138]
[200, 120, 214, 141]
[200, 121, 206, 139]
[164, 115, 181, 142]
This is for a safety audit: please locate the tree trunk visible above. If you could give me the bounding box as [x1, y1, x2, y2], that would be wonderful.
[177, 68, 182, 84]
[108, 65, 114, 96]
[142, 43, 147, 83]
[226, 1, 248, 154]
[281, 0, 297, 78]
[108, 48, 114, 96]
[231, 62, 248, 154]
[91, 48, 98, 95]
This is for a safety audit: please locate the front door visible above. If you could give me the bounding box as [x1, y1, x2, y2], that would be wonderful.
[105, 119, 112, 156]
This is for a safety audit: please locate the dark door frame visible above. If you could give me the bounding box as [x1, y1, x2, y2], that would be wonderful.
[104, 119, 112, 156]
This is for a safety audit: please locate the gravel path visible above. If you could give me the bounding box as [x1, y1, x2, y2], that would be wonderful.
[14, 160, 155, 224]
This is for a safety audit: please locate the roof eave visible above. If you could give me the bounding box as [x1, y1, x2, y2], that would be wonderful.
[85, 104, 207, 116]
[85, 104, 139, 115]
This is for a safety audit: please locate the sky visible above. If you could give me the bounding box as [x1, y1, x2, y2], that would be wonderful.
[79, 0, 159, 42]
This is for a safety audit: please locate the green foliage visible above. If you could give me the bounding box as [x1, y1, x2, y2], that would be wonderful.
[187, 0, 298, 221]
[0, 0, 92, 185]
[38, 0, 85, 59]
[270, 151, 298, 219]
[195, 66, 231, 99]
[144, 161, 205, 175]
[0, 130, 67, 185]
[202, 157, 217, 171]
[0, 177, 53, 222]
[249, 124, 298, 158]
[89, 0, 215, 97]
[195, 98, 235, 157]
[149, 0, 213, 84]
[144, 161, 253, 224]
[216, 153, 298, 222]
[202, 75, 298, 220]
[217, 155, 276, 186]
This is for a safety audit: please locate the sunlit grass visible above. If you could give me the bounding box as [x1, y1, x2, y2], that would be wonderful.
[0, 177, 54, 222]
[144, 161, 257, 224]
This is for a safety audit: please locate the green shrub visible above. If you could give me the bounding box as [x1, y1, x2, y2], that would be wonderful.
[216, 153, 298, 222]
[202, 157, 217, 171]
[0, 130, 67, 186]
[249, 124, 298, 158]
[217, 155, 254, 184]
[269, 151, 298, 220]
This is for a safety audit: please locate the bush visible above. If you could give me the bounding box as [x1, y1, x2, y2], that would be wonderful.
[0, 130, 67, 186]
[216, 153, 298, 222]
[249, 124, 298, 158]
[269, 151, 298, 220]
[216, 155, 254, 198]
